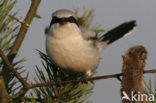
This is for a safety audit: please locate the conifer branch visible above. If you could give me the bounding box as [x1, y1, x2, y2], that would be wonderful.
[7, 0, 41, 62]
[0, 49, 28, 88]
[4, 69, 156, 101]
[30, 69, 156, 88]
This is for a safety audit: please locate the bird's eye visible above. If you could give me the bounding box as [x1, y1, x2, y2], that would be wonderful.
[68, 16, 79, 26]
[68, 16, 74, 22]
[50, 16, 59, 26]
[61, 18, 67, 22]
[50, 16, 79, 26]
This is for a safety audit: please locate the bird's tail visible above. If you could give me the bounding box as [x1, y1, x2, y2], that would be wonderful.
[97, 20, 138, 51]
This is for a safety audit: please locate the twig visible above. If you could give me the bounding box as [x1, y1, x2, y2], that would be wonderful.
[30, 73, 122, 88]
[8, 69, 156, 100]
[30, 69, 156, 89]
[0, 49, 28, 87]
[7, 0, 41, 62]
[143, 69, 156, 74]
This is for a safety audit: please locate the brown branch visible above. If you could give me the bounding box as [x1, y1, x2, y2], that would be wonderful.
[0, 49, 28, 87]
[143, 69, 156, 74]
[0, 1, 41, 101]
[7, 0, 41, 62]
[7, 69, 156, 100]
[30, 69, 156, 89]
[30, 73, 122, 88]
[3, 68, 155, 101]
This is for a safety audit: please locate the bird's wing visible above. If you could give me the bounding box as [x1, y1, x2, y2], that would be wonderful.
[79, 26, 98, 40]
[97, 20, 138, 52]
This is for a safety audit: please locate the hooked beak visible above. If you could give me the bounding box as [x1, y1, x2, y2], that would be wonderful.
[60, 18, 67, 25]
[45, 26, 52, 35]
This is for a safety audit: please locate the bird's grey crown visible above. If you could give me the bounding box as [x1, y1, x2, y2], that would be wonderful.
[79, 26, 98, 40]
[52, 9, 76, 18]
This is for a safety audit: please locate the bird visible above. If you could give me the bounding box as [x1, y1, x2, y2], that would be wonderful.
[45, 9, 138, 76]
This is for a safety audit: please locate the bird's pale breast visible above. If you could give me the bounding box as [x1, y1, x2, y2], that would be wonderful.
[46, 34, 100, 73]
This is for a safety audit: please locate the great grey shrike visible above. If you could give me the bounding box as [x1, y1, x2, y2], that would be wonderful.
[45, 9, 138, 76]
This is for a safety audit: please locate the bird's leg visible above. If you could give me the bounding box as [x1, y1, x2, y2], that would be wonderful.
[80, 70, 92, 84]
[86, 70, 91, 76]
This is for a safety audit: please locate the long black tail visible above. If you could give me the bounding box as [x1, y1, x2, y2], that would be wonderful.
[99, 20, 137, 45]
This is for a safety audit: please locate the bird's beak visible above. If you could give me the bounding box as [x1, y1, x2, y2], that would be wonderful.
[45, 26, 52, 35]
[60, 18, 66, 25]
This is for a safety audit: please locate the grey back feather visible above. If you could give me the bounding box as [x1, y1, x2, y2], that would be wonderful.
[79, 26, 108, 52]
[79, 26, 97, 40]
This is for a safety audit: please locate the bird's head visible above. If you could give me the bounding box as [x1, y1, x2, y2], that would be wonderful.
[45, 9, 79, 37]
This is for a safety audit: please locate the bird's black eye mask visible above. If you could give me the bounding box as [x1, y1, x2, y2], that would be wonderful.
[50, 16, 79, 26]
